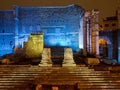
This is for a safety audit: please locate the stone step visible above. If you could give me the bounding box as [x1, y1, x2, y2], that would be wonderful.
[0, 66, 109, 74]
[0, 76, 119, 82]
[0, 65, 31, 67]
[0, 72, 116, 78]
[78, 82, 120, 85]
[44, 76, 120, 79]
[49, 71, 110, 74]
[38, 80, 120, 84]
[0, 86, 15, 89]
[0, 65, 120, 90]
[0, 78, 33, 81]
[0, 70, 52, 73]
[2, 81, 120, 86]
[0, 85, 33, 90]
[0, 65, 87, 69]
[0, 73, 119, 77]
[0, 81, 29, 83]
[78, 85, 120, 89]
[0, 82, 30, 86]
[0, 81, 119, 86]
[0, 68, 93, 72]
[1, 78, 120, 83]
[0, 68, 89, 71]
[0, 76, 119, 81]
[0, 81, 120, 89]
[78, 88, 120, 90]
[46, 71, 112, 74]
[0, 71, 110, 75]
[32, 77, 120, 81]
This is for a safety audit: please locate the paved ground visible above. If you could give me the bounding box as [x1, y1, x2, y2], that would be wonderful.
[0, 65, 120, 90]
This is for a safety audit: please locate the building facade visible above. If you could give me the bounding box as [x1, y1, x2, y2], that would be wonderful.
[0, 4, 84, 56]
[99, 8, 120, 62]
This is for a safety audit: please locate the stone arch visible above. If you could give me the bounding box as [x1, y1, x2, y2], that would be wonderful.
[99, 39, 108, 57]
[99, 36, 112, 45]
[99, 36, 113, 59]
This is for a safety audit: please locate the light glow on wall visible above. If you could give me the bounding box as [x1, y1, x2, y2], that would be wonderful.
[0, 4, 84, 56]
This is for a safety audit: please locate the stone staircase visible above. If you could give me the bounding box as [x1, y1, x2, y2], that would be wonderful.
[0, 65, 120, 90]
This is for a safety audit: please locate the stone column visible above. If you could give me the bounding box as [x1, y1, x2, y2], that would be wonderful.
[91, 9, 99, 57]
[83, 12, 88, 56]
[94, 10, 99, 57]
[62, 48, 76, 66]
[14, 5, 19, 47]
[108, 44, 113, 59]
[39, 48, 52, 66]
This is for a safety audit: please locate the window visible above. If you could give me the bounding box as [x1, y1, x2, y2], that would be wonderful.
[105, 24, 109, 27]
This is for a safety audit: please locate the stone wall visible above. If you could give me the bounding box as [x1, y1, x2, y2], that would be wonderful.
[0, 4, 84, 56]
[0, 10, 15, 56]
[18, 4, 84, 51]
[24, 33, 43, 58]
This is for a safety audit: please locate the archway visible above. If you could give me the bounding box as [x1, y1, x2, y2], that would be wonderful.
[99, 39, 108, 58]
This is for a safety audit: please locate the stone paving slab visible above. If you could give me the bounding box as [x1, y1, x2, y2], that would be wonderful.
[0, 65, 120, 89]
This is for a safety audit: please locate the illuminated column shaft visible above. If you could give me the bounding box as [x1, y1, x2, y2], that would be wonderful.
[83, 11, 92, 55]
[94, 10, 99, 57]
[86, 15, 92, 54]
[91, 10, 99, 57]
[14, 5, 19, 47]
[14, 18, 19, 47]
[83, 13, 87, 56]
[91, 13, 95, 55]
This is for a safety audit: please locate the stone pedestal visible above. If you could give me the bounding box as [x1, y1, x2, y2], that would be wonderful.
[85, 58, 100, 66]
[62, 48, 76, 66]
[39, 48, 52, 66]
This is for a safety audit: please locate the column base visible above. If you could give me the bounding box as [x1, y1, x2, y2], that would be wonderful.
[62, 63, 76, 67]
[39, 63, 52, 67]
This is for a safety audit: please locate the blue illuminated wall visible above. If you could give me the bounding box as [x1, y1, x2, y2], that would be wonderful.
[18, 4, 84, 51]
[118, 30, 120, 62]
[0, 4, 84, 56]
[0, 11, 15, 56]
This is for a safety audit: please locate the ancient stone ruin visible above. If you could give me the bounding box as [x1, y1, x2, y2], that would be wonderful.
[62, 48, 76, 66]
[24, 33, 43, 59]
[39, 48, 52, 66]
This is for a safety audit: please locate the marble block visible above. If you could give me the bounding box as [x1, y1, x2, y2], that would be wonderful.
[62, 48, 76, 66]
[85, 58, 100, 66]
[39, 48, 52, 66]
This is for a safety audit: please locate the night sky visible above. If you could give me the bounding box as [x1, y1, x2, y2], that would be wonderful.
[0, 0, 119, 22]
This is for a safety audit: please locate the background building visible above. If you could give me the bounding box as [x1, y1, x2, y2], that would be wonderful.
[0, 4, 84, 56]
[99, 8, 120, 62]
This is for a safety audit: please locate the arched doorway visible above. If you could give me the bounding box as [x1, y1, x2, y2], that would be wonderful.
[99, 39, 108, 58]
